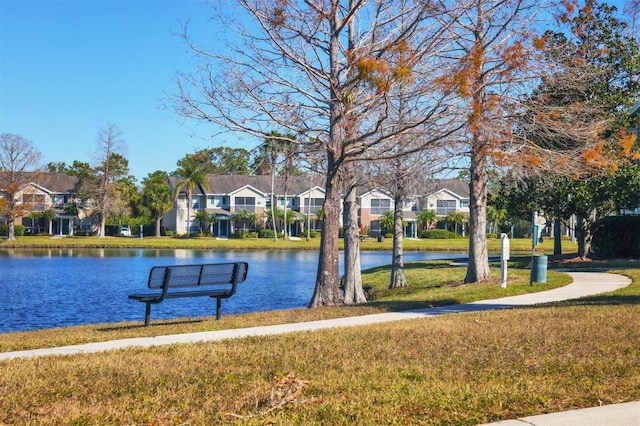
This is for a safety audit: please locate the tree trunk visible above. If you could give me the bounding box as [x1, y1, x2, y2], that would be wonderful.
[309, 158, 344, 307]
[185, 191, 192, 237]
[465, 145, 490, 283]
[155, 216, 162, 237]
[576, 214, 592, 260]
[308, 8, 346, 308]
[553, 217, 562, 256]
[7, 219, 15, 241]
[283, 166, 290, 240]
[99, 214, 106, 239]
[271, 168, 278, 241]
[343, 166, 366, 304]
[389, 196, 407, 289]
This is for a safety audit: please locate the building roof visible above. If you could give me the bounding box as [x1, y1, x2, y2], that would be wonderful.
[169, 175, 469, 199]
[33, 173, 78, 193]
[432, 179, 470, 199]
[171, 174, 325, 196]
[0, 172, 77, 193]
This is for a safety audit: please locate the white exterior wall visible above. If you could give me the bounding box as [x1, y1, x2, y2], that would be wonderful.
[424, 190, 470, 216]
[229, 186, 266, 213]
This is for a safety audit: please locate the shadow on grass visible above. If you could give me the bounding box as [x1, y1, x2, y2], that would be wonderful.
[97, 318, 204, 332]
[543, 294, 640, 308]
[364, 261, 468, 274]
[368, 293, 640, 315]
[364, 298, 464, 312]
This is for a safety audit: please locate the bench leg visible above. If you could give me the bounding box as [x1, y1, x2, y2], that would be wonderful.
[144, 303, 151, 326]
[216, 297, 222, 320]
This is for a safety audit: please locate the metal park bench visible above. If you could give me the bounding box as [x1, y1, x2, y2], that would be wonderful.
[128, 262, 249, 326]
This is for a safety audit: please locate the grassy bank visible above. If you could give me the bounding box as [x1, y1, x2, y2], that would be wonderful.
[1, 258, 638, 424]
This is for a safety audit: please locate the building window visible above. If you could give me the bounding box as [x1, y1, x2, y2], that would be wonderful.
[436, 199, 456, 215]
[371, 198, 391, 215]
[235, 196, 256, 212]
[460, 199, 469, 208]
[52, 195, 67, 206]
[22, 194, 45, 203]
[304, 197, 324, 214]
[22, 193, 46, 211]
[208, 196, 227, 208]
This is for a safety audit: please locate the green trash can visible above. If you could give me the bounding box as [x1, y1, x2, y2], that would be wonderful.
[531, 255, 548, 283]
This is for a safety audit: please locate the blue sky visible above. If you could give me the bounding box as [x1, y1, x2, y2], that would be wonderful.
[0, 0, 237, 181]
[0, 0, 631, 182]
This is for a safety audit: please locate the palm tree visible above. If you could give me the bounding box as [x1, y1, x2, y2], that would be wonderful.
[174, 157, 209, 237]
[207, 213, 217, 235]
[141, 171, 174, 237]
[260, 130, 298, 240]
[446, 211, 467, 235]
[194, 209, 212, 235]
[41, 209, 57, 235]
[282, 209, 297, 237]
[232, 209, 258, 233]
[487, 204, 507, 234]
[29, 212, 43, 234]
[380, 210, 395, 235]
[416, 209, 437, 231]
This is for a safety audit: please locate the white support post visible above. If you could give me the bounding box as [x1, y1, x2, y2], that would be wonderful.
[500, 233, 510, 288]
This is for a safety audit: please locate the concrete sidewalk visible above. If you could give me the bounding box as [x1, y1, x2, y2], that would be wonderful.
[2, 271, 638, 425]
[479, 400, 640, 425]
[0, 272, 631, 361]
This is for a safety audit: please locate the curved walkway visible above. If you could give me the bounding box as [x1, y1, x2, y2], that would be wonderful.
[1, 272, 638, 425]
[0, 272, 631, 360]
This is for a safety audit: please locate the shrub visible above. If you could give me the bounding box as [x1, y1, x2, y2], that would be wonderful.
[0, 224, 25, 236]
[233, 230, 257, 239]
[591, 216, 640, 259]
[418, 229, 462, 239]
[258, 229, 275, 239]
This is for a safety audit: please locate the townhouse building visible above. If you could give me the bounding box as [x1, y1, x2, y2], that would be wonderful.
[0, 172, 81, 235]
[163, 174, 327, 237]
[1, 172, 469, 238]
[164, 175, 470, 238]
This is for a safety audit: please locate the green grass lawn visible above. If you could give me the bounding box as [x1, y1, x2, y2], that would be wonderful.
[1, 233, 573, 254]
[1, 248, 638, 424]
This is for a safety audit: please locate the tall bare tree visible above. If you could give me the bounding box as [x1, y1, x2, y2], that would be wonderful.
[435, 0, 629, 282]
[174, 1, 459, 307]
[436, 0, 544, 283]
[0, 133, 42, 241]
[91, 124, 129, 238]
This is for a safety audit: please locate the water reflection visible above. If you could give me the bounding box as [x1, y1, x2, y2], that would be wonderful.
[0, 249, 466, 333]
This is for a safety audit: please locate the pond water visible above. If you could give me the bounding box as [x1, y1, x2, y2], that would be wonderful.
[0, 249, 467, 333]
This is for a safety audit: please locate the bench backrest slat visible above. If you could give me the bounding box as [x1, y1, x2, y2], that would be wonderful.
[147, 262, 249, 290]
